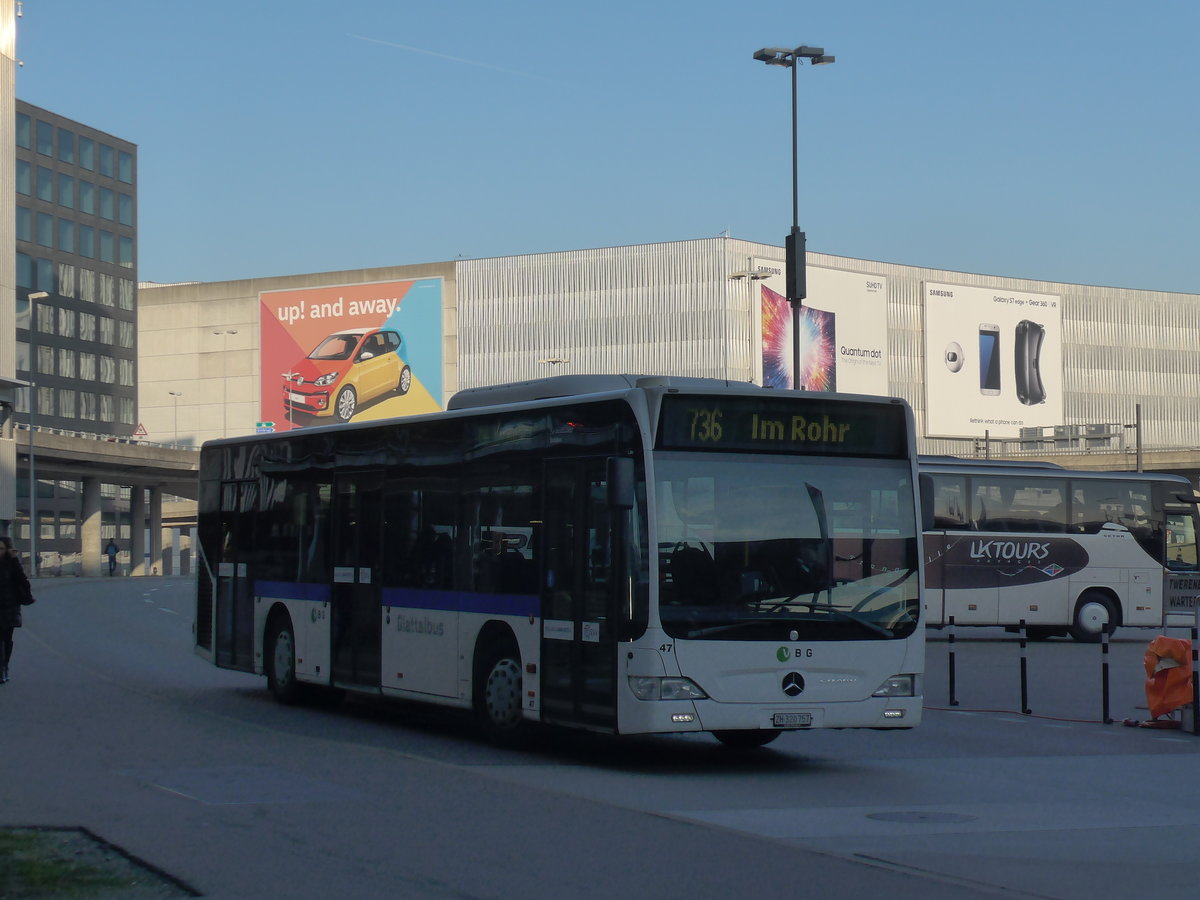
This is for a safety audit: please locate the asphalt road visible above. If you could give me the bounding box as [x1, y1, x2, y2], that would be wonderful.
[3, 576, 1199, 899]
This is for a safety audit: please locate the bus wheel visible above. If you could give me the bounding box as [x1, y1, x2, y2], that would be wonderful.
[475, 641, 526, 744]
[396, 365, 412, 395]
[266, 614, 303, 704]
[714, 729, 781, 749]
[334, 386, 357, 422]
[1069, 591, 1117, 643]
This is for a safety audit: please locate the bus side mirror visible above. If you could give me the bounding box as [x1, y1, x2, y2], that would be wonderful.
[918, 474, 935, 531]
[607, 457, 635, 510]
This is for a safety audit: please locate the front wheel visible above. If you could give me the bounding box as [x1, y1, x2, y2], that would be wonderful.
[1069, 591, 1117, 643]
[266, 615, 304, 704]
[714, 729, 782, 749]
[475, 641, 527, 745]
[334, 385, 357, 422]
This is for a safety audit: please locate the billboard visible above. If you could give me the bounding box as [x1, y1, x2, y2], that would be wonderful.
[259, 278, 444, 430]
[754, 260, 889, 396]
[922, 282, 1062, 439]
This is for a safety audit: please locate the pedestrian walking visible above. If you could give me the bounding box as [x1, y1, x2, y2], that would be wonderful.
[105, 539, 119, 576]
[0, 535, 35, 684]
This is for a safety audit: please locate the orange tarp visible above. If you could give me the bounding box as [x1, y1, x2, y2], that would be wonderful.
[1143, 636, 1194, 720]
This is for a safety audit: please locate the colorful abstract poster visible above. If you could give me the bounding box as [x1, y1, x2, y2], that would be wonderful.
[754, 260, 888, 395]
[761, 286, 836, 391]
[259, 278, 444, 430]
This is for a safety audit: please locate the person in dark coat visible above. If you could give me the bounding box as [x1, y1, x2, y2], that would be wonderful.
[0, 535, 35, 684]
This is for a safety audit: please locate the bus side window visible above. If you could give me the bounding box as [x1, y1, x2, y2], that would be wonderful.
[931, 475, 967, 530]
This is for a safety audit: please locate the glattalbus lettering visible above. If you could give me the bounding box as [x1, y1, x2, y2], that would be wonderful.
[396, 615, 445, 637]
[750, 413, 851, 443]
[970, 540, 1050, 562]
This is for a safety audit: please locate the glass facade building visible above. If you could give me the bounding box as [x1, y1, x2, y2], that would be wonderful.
[14, 101, 138, 436]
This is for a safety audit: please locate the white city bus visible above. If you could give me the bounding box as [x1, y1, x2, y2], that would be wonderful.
[920, 456, 1200, 641]
[195, 375, 924, 747]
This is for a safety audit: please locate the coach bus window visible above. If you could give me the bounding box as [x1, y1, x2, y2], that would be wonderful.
[1167, 511, 1199, 570]
[930, 476, 967, 529]
[971, 476, 1065, 533]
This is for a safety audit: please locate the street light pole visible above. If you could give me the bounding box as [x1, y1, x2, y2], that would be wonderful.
[752, 45, 835, 389]
[212, 329, 238, 437]
[168, 391, 182, 445]
[25, 291, 49, 576]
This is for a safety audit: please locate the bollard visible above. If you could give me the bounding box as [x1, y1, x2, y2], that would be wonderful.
[1101, 628, 1112, 724]
[1019, 619, 1031, 715]
[948, 615, 959, 706]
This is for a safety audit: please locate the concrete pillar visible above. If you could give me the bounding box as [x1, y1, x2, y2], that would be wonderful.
[149, 485, 163, 576]
[81, 477, 102, 577]
[130, 486, 146, 576]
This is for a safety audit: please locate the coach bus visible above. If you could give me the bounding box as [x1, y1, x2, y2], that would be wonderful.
[195, 375, 924, 747]
[920, 456, 1200, 641]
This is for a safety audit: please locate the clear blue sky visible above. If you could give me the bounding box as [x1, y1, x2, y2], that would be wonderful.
[14, 0, 1198, 293]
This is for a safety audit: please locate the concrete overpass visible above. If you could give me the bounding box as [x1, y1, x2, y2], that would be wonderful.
[15, 426, 199, 577]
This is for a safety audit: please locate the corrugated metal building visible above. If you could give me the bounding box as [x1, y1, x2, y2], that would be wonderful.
[139, 237, 1200, 457]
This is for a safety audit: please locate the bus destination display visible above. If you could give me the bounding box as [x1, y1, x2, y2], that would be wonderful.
[657, 395, 908, 457]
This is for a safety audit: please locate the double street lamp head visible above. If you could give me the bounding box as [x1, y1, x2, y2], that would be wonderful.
[753, 46, 835, 67]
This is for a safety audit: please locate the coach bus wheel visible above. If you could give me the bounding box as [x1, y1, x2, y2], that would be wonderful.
[396, 365, 412, 396]
[1069, 591, 1117, 643]
[714, 729, 781, 749]
[475, 642, 526, 744]
[334, 386, 357, 422]
[266, 615, 303, 704]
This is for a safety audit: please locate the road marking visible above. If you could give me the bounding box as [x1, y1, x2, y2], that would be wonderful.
[158, 607, 179, 615]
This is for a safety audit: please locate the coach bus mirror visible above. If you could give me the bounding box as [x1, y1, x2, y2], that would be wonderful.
[918, 474, 935, 531]
[607, 457, 635, 510]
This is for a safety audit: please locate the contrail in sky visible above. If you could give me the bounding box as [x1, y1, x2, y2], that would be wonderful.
[347, 34, 555, 81]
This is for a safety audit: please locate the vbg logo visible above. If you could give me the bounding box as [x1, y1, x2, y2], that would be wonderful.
[776, 647, 790, 662]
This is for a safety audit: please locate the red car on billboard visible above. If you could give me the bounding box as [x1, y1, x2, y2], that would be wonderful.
[282, 328, 411, 422]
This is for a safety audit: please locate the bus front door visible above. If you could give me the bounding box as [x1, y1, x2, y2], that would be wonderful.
[540, 459, 618, 730]
[330, 472, 383, 689]
[214, 481, 255, 672]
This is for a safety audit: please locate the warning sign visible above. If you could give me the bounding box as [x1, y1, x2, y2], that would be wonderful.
[133, 423, 148, 437]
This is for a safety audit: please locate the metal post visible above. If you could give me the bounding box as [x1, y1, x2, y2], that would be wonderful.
[1135, 403, 1143, 473]
[1019, 619, 1031, 714]
[1101, 628, 1112, 724]
[1191, 609, 1199, 736]
[27, 381, 36, 577]
[948, 615, 959, 706]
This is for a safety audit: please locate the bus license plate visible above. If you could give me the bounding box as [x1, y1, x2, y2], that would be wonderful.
[773, 712, 812, 727]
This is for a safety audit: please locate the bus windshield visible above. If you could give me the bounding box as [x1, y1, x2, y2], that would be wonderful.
[655, 453, 919, 641]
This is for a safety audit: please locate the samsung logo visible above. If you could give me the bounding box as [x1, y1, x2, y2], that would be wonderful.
[930, 289, 954, 297]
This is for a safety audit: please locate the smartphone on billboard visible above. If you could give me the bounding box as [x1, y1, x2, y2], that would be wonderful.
[978, 324, 1001, 395]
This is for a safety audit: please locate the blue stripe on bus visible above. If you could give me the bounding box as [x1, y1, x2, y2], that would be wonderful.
[382, 587, 539, 618]
[255, 581, 331, 603]
[251, 581, 538, 618]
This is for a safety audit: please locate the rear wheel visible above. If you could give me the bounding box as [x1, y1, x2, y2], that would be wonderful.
[266, 615, 304, 704]
[475, 639, 527, 745]
[1069, 591, 1117, 643]
[714, 729, 782, 749]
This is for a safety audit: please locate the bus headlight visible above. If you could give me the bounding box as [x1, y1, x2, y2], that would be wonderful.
[872, 674, 916, 697]
[629, 676, 708, 701]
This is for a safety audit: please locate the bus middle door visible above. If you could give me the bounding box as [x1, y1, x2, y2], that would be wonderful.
[540, 459, 618, 730]
[331, 471, 383, 690]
